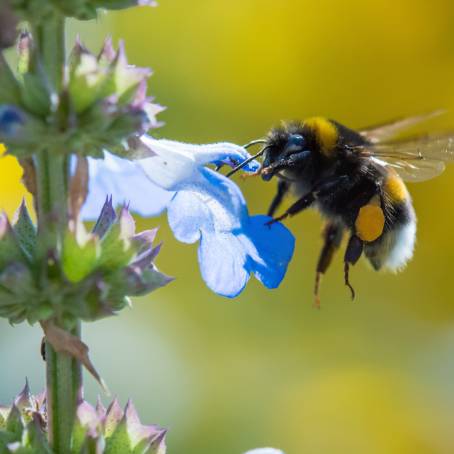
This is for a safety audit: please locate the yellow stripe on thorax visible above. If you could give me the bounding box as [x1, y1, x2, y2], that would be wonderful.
[304, 117, 338, 156]
[384, 169, 408, 203]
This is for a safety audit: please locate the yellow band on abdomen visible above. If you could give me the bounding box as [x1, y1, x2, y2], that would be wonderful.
[384, 170, 408, 203]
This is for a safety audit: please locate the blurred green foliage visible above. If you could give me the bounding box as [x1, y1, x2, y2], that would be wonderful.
[2, 1, 454, 453]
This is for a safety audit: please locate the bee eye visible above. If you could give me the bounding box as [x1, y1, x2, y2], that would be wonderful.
[288, 134, 305, 147]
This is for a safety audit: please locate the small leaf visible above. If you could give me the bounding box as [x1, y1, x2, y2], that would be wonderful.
[40, 320, 108, 392]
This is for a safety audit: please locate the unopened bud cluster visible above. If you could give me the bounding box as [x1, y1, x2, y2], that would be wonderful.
[0, 35, 162, 161]
[0, 198, 171, 327]
[0, 382, 167, 453]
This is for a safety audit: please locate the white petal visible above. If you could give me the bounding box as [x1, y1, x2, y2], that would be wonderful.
[81, 151, 174, 220]
[137, 136, 260, 190]
[137, 136, 197, 191]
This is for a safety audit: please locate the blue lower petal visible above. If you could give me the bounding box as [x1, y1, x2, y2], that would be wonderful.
[238, 215, 295, 289]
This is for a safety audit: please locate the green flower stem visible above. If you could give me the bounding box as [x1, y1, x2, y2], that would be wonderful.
[32, 13, 65, 93]
[32, 15, 82, 453]
[45, 323, 82, 453]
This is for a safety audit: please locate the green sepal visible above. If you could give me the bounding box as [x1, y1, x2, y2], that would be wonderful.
[97, 225, 135, 270]
[0, 216, 28, 269]
[68, 48, 112, 114]
[124, 266, 173, 297]
[19, 72, 52, 117]
[62, 230, 99, 283]
[21, 416, 52, 454]
[0, 57, 21, 105]
[5, 405, 23, 441]
[13, 202, 36, 259]
[104, 418, 132, 454]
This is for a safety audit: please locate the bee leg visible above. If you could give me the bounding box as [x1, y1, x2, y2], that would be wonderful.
[265, 191, 315, 226]
[266, 175, 350, 226]
[343, 235, 364, 301]
[268, 180, 289, 217]
[314, 223, 344, 308]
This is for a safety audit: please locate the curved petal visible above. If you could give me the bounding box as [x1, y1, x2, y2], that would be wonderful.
[81, 151, 174, 220]
[136, 136, 197, 191]
[137, 136, 260, 191]
[198, 230, 249, 298]
[239, 215, 295, 289]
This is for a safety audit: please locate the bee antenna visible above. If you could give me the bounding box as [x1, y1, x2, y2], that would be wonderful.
[243, 139, 267, 149]
[226, 146, 269, 178]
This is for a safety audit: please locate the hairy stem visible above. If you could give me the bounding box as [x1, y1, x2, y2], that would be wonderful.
[33, 14, 82, 453]
[45, 323, 82, 453]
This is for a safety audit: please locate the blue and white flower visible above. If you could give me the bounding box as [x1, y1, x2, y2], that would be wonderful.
[83, 136, 295, 297]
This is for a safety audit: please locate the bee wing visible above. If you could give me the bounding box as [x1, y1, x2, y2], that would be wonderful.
[357, 134, 454, 182]
[359, 110, 445, 144]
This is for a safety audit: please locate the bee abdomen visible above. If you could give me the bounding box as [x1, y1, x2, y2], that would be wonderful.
[364, 173, 416, 272]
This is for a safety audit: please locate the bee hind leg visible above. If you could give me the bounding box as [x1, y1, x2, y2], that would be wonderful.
[314, 223, 344, 308]
[343, 235, 364, 301]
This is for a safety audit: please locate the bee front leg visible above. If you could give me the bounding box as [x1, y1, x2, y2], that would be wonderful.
[343, 235, 364, 300]
[265, 191, 315, 225]
[314, 223, 344, 308]
[268, 180, 289, 217]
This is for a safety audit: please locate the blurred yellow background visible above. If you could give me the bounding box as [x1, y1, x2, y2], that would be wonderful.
[2, 1, 454, 453]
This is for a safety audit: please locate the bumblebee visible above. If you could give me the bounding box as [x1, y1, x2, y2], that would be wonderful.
[227, 112, 454, 307]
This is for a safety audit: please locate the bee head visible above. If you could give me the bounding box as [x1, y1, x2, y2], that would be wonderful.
[262, 123, 310, 181]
